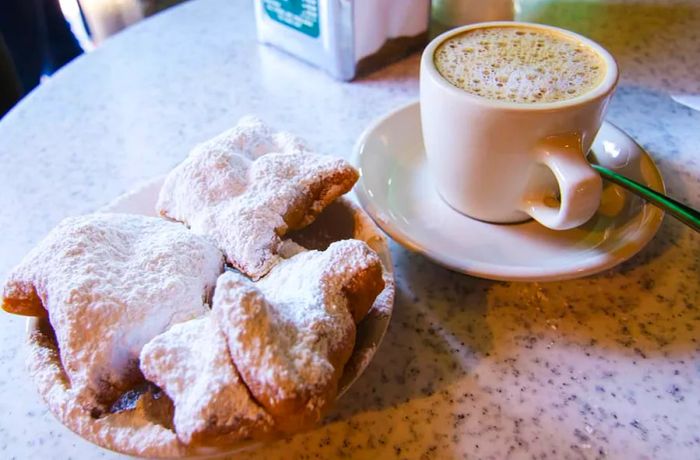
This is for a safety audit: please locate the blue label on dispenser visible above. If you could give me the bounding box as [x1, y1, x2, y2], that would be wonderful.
[263, 0, 320, 38]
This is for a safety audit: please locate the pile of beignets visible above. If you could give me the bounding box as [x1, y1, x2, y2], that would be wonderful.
[1, 117, 388, 449]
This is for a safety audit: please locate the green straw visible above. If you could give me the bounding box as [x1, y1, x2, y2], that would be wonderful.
[591, 163, 700, 233]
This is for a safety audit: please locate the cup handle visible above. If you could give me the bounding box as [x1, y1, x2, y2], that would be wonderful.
[522, 133, 602, 230]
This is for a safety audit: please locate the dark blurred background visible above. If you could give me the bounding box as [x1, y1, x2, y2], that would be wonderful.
[0, 0, 186, 118]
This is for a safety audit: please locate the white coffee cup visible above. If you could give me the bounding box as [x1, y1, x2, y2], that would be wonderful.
[420, 22, 619, 230]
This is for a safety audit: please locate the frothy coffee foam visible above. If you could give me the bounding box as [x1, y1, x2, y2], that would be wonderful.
[434, 26, 605, 104]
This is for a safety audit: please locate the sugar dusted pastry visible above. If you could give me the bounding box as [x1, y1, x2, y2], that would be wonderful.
[1, 213, 223, 412]
[140, 316, 273, 445]
[213, 239, 385, 431]
[156, 116, 359, 280]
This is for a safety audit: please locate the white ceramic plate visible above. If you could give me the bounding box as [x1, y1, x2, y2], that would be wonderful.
[353, 101, 665, 282]
[26, 178, 395, 458]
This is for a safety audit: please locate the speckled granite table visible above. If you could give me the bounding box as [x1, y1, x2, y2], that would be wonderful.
[0, 0, 698, 458]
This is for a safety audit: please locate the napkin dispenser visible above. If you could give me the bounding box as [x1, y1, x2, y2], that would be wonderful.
[254, 0, 430, 81]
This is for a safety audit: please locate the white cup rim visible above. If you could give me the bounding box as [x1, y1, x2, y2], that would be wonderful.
[422, 21, 619, 111]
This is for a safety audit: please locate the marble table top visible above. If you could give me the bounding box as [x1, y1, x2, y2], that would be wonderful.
[0, 0, 698, 458]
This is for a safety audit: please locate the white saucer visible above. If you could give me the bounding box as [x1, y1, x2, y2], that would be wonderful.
[353, 101, 665, 282]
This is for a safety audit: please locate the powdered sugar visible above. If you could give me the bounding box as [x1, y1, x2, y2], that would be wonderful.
[140, 316, 272, 444]
[342, 198, 395, 318]
[156, 116, 359, 280]
[213, 240, 384, 430]
[3, 213, 223, 411]
[26, 319, 187, 458]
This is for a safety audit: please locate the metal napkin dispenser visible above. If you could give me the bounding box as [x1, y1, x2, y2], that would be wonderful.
[254, 0, 430, 81]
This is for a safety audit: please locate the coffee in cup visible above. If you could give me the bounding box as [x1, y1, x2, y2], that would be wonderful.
[434, 26, 606, 104]
[420, 22, 619, 230]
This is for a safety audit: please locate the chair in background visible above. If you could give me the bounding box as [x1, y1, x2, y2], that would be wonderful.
[0, 0, 83, 116]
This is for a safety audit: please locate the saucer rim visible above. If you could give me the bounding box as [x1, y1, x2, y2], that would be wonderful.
[353, 100, 665, 282]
